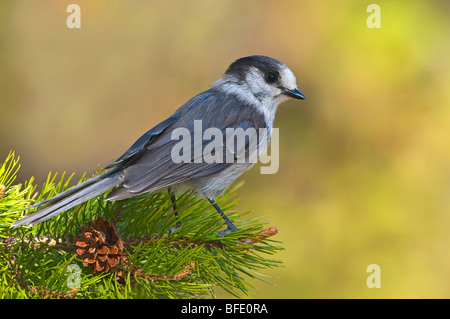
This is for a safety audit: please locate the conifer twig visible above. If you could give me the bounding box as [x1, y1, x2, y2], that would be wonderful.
[1, 151, 284, 298]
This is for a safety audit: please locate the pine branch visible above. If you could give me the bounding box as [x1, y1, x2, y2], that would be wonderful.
[0, 151, 284, 299]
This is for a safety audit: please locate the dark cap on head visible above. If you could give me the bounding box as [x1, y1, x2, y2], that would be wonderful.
[225, 55, 285, 81]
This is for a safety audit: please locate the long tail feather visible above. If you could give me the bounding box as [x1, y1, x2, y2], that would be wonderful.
[12, 171, 122, 227]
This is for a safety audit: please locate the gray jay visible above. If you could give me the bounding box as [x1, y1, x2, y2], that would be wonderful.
[12, 55, 305, 237]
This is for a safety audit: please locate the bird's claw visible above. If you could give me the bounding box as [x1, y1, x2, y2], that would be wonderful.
[168, 221, 182, 236]
[218, 225, 240, 238]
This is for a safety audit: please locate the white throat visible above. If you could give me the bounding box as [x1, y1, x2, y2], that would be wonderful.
[212, 75, 285, 128]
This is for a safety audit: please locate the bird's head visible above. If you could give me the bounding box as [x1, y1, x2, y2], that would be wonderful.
[223, 55, 305, 104]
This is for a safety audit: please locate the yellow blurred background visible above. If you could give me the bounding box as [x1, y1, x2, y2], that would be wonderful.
[1, 0, 450, 298]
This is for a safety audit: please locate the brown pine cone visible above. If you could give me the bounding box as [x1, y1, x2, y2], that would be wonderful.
[73, 217, 123, 273]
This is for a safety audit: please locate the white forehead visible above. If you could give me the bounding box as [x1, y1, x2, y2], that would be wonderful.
[279, 65, 297, 90]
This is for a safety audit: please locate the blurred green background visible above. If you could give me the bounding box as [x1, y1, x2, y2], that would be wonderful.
[1, 0, 450, 298]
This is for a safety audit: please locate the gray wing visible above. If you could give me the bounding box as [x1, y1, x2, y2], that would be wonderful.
[106, 88, 267, 200]
[105, 111, 180, 169]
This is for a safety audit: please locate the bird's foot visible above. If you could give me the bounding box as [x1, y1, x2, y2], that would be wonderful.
[218, 225, 241, 238]
[168, 221, 182, 236]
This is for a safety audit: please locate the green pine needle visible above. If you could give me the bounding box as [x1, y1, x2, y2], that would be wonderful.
[0, 151, 284, 299]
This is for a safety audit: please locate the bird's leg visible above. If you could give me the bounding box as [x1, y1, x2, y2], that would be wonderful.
[207, 198, 240, 237]
[167, 186, 182, 236]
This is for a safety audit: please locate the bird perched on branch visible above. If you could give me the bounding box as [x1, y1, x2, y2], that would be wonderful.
[12, 55, 305, 237]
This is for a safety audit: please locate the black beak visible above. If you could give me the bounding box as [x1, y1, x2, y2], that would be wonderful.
[282, 88, 306, 100]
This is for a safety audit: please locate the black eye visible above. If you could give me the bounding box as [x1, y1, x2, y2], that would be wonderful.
[266, 73, 277, 83]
